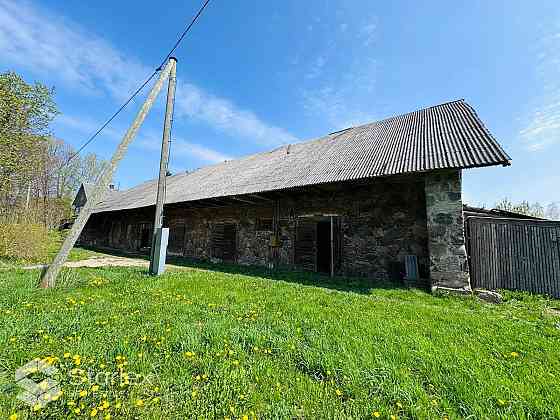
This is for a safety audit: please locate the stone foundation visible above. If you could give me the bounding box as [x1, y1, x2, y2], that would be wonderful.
[81, 177, 430, 282]
[80, 172, 470, 289]
[425, 170, 471, 291]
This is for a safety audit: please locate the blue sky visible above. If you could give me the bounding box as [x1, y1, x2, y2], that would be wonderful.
[1, 0, 559, 206]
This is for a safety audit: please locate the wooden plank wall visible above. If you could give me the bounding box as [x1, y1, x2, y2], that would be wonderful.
[294, 220, 317, 271]
[211, 223, 237, 262]
[466, 217, 560, 298]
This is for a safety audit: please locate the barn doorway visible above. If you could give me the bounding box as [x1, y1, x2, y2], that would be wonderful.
[140, 224, 152, 249]
[295, 216, 341, 275]
[211, 223, 237, 262]
[316, 221, 332, 273]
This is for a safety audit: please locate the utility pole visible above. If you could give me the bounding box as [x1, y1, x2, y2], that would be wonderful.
[149, 57, 177, 275]
[40, 58, 176, 288]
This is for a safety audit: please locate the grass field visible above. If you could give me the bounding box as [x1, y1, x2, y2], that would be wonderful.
[1, 259, 559, 419]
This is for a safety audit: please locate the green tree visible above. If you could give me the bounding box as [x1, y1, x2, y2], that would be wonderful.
[0, 71, 58, 212]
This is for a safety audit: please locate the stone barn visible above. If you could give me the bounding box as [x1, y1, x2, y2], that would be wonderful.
[78, 100, 510, 292]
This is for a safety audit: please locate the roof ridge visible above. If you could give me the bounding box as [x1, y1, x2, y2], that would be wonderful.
[95, 99, 509, 205]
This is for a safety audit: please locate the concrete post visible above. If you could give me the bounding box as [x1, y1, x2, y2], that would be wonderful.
[424, 169, 471, 292]
[40, 60, 175, 288]
[149, 57, 177, 275]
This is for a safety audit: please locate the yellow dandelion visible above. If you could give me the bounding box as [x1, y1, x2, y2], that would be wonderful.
[335, 389, 343, 396]
[232, 360, 240, 366]
[79, 390, 88, 397]
[510, 351, 519, 358]
[396, 402, 403, 408]
[135, 399, 144, 407]
[90, 408, 98, 417]
[373, 412, 381, 418]
[101, 401, 110, 409]
[431, 399, 438, 406]
[390, 415, 397, 420]
[115, 402, 122, 409]
[74, 408, 81, 414]
[192, 390, 198, 398]
[91, 385, 100, 392]
[185, 351, 195, 358]
[242, 416, 249, 420]
[498, 399, 507, 406]
[9, 414, 18, 420]
[104, 415, 111, 420]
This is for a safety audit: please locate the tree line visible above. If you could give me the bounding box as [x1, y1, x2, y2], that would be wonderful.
[0, 71, 107, 228]
[494, 198, 560, 220]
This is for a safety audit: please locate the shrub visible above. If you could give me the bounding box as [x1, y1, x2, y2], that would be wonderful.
[0, 222, 52, 262]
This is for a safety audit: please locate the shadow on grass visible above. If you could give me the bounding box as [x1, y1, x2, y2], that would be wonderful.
[77, 245, 427, 296]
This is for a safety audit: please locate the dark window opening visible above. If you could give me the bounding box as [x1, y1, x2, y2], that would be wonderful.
[256, 218, 272, 231]
[316, 221, 332, 274]
[140, 224, 151, 249]
[168, 223, 186, 254]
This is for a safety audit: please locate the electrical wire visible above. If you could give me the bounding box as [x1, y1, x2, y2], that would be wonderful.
[60, 0, 212, 169]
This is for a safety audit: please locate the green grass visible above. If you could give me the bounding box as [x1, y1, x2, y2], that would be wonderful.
[0, 233, 103, 269]
[0, 263, 559, 419]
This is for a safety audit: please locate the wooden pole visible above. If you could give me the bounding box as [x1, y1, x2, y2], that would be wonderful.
[149, 57, 177, 274]
[40, 60, 175, 288]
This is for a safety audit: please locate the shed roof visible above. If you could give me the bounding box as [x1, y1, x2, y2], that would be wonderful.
[93, 99, 510, 213]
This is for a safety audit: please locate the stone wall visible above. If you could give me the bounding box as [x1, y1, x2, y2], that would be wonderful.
[424, 170, 471, 291]
[81, 176, 432, 282]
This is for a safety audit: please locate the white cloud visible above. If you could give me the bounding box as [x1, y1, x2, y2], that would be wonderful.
[300, 55, 378, 129]
[174, 81, 296, 147]
[54, 114, 123, 141]
[361, 22, 377, 47]
[137, 135, 230, 164]
[520, 29, 560, 151]
[173, 138, 231, 163]
[0, 0, 295, 147]
[305, 56, 327, 80]
[298, 18, 379, 129]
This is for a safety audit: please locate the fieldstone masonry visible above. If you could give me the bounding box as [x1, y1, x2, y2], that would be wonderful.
[80, 177, 430, 282]
[80, 172, 470, 290]
[424, 170, 471, 291]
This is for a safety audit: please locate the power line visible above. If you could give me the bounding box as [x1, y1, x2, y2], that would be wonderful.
[63, 71, 158, 166]
[61, 0, 212, 169]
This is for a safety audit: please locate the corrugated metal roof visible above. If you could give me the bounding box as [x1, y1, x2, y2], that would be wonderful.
[93, 100, 510, 213]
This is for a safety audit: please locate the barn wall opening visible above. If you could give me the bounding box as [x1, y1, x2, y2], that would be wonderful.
[140, 224, 152, 249]
[168, 223, 186, 255]
[295, 217, 341, 275]
[316, 221, 331, 273]
[211, 223, 237, 262]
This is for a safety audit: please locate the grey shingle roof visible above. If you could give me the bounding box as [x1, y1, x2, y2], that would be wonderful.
[93, 100, 510, 213]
